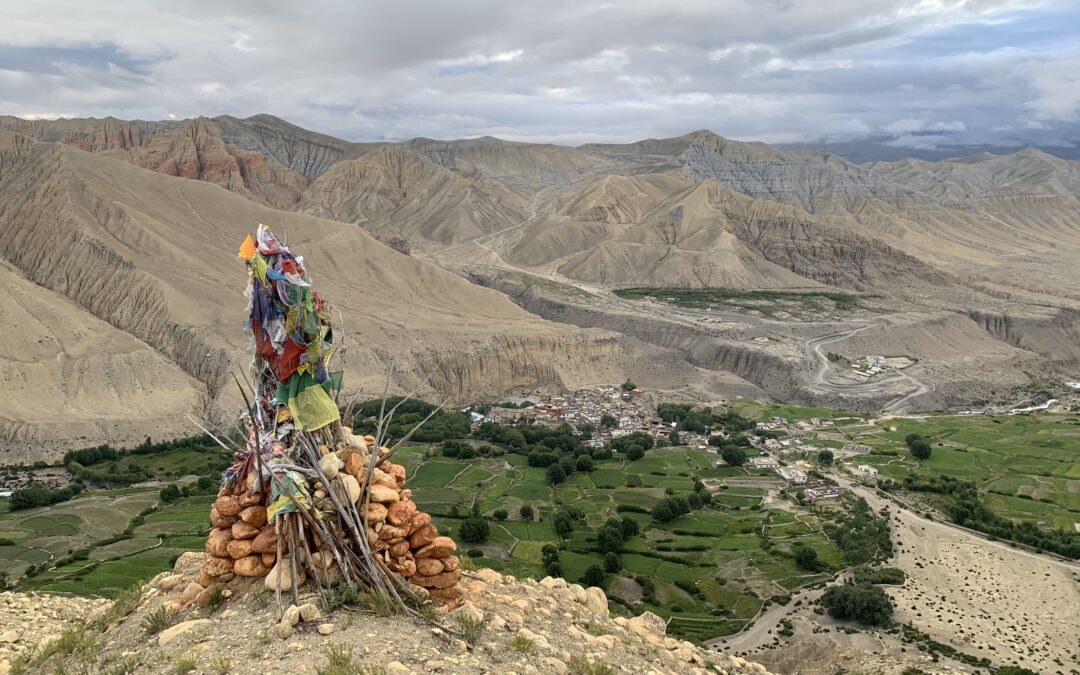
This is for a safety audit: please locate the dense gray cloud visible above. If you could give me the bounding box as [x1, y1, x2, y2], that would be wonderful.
[0, 0, 1077, 154]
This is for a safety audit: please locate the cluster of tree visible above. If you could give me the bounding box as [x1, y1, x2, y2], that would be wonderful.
[609, 432, 655, 461]
[824, 498, 893, 565]
[652, 482, 711, 523]
[8, 482, 84, 511]
[594, 515, 638, 554]
[159, 475, 219, 503]
[820, 582, 893, 626]
[905, 433, 933, 460]
[853, 566, 906, 585]
[793, 544, 821, 571]
[62, 435, 213, 466]
[880, 475, 1079, 559]
[351, 397, 471, 442]
[542, 544, 562, 576]
[439, 440, 501, 460]
[458, 504, 491, 543]
[518, 504, 535, 521]
[817, 449, 834, 465]
[707, 432, 751, 466]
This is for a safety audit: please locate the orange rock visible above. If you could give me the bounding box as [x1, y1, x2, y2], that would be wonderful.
[250, 525, 279, 554]
[343, 452, 366, 478]
[394, 558, 417, 577]
[442, 555, 460, 572]
[416, 558, 444, 576]
[203, 556, 233, 577]
[214, 495, 243, 518]
[408, 512, 431, 534]
[378, 524, 408, 541]
[386, 500, 416, 527]
[210, 505, 232, 529]
[363, 503, 388, 524]
[415, 537, 457, 559]
[373, 479, 398, 493]
[232, 520, 260, 540]
[410, 569, 460, 589]
[389, 540, 410, 557]
[408, 524, 438, 548]
[240, 505, 268, 528]
[226, 539, 253, 560]
[389, 463, 406, 488]
[364, 435, 376, 446]
[261, 552, 276, 568]
[369, 484, 399, 503]
[373, 540, 390, 552]
[239, 491, 263, 508]
[206, 527, 233, 558]
[429, 586, 464, 600]
[233, 555, 270, 577]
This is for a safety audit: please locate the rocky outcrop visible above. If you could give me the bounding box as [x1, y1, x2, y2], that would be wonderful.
[15, 555, 773, 675]
[296, 145, 528, 243]
[0, 592, 107, 668]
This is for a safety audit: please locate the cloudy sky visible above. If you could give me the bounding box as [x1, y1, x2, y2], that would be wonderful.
[1, 0, 1078, 155]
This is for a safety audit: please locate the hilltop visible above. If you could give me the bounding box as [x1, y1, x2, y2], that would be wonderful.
[1, 552, 775, 675]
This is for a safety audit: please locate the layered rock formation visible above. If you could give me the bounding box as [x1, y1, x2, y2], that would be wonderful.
[296, 145, 528, 244]
[0, 132, 629, 459]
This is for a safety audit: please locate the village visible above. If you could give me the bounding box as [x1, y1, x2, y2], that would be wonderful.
[468, 386, 875, 501]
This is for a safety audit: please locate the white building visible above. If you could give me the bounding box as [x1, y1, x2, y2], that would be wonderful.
[855, 464, 879, 476]
[776, 466, 808, 484]
[749, 456, 779, 468]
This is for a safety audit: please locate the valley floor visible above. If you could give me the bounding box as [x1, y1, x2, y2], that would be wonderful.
[721, 478, 1080, 673]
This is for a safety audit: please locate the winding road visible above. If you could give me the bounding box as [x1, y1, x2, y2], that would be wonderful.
[805, 321, 934, 411]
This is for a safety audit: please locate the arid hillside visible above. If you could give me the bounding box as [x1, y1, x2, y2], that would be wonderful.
[0, 131, 642, 460]
[4, 114, 1080, 442]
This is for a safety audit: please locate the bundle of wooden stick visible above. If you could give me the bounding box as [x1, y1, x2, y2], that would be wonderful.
[189, 225, 461, 617]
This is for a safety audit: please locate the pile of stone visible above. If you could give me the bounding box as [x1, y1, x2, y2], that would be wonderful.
[185, 225, 460, 616]
[194, 430, 461, 607]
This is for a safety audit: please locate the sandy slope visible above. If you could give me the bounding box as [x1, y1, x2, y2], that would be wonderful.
[0, 133, 632, 459]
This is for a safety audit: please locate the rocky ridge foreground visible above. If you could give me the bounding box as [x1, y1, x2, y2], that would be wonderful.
[0, 552, 770, 675]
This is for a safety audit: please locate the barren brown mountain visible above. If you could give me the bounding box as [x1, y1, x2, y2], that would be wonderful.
[3, 114, 1080, 457]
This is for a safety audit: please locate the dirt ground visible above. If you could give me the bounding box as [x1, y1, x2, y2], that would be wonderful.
[713, 481, 1080, 674]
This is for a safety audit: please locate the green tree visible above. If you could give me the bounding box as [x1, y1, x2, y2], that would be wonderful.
[159, 484, 181, 503]
[821, 583, 893, 626]
[603, 552, 622, 573]
[668, 429, 682, 446]
[620, 380, 636, 392]
[546, 463, 568, 485]
[600, 414, 617, 429]
[493, 509, 508, 521]
[793, 545, 820, 571]
[554, 513, 574, 538]
[597, 525, 625, 554]
[583, 564, 605, 587]
[625, 444, 645, 461]
[721, 446, 747, 467]
[519, 504, 535, 521]
[458, 518, 490, 544]
[576, 455, 595, 472]
[818, 449, 834, 465]
[909, 439, 932, 460]
[619, 516, 639, 538]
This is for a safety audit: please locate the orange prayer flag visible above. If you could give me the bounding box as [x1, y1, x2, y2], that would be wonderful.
[238, 234, 256, 261]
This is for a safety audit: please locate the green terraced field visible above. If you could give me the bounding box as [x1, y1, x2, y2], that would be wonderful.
[833, 412, 1080, 531]
[391, 445, 848, 642]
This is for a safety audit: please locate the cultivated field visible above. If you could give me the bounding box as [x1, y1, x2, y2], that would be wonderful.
[401, 445, 845, 642]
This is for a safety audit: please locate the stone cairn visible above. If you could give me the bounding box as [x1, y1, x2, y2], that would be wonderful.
[191, 225, 461, 615]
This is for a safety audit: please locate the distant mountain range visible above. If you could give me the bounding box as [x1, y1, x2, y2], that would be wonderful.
[2, 113, 1079, 458]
